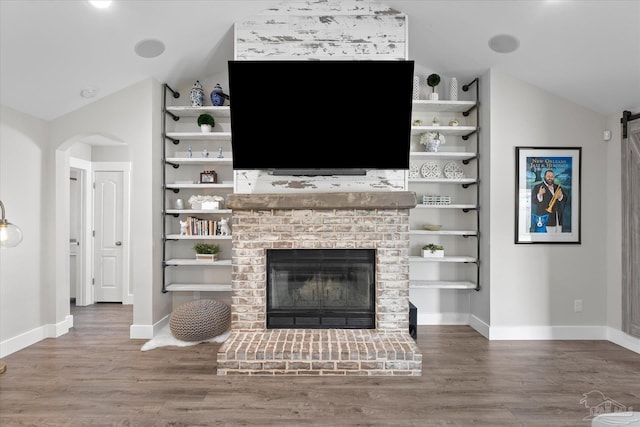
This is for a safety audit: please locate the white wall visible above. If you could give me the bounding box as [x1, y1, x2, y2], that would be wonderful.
[487, 70, 609, 338]
[0, 106, 60, 357]
[49, 78, 169, 339]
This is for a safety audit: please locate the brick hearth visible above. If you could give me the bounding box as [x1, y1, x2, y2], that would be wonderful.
[216, 192, 422, 376]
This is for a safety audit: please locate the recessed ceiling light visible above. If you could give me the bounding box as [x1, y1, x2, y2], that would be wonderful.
[488, 34, 520, 54]
[88, 1, 112, 9]
[81, 87, 98, 98]
[134, 39, 166, 58]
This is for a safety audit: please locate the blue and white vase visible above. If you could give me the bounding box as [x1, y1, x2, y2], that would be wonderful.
[210, 83, 225, 106]
[190, 80, 205, 107]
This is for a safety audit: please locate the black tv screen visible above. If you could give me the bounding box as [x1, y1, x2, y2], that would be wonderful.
[228, 60, 414, 175]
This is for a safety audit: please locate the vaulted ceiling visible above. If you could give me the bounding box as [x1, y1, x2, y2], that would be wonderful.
[1, 1, 638, 121]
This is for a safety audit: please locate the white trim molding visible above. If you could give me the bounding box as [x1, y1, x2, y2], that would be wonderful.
[129, 315, 169, 340]
[1, 315, 73, 358]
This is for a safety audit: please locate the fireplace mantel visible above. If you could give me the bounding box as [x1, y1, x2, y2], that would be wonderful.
[227, 191, 417, 210]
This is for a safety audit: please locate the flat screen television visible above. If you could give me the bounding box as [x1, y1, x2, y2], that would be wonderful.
[228, 59, 415, 176]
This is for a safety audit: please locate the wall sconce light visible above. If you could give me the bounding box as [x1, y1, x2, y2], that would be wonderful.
[0, 200, 23, 248]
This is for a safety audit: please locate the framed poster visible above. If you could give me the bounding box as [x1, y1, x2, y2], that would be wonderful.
[515, 147, 581, 244]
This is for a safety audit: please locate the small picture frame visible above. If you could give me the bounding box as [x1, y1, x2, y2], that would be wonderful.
[199, 170, 217, 184]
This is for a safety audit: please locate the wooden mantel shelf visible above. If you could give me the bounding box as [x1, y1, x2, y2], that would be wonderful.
[227, 191, 418, 210]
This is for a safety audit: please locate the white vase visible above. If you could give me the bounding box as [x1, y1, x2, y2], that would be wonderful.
[429, 91, 439, 101]
[450, 77, 458, 101]
[426, 140, 441, 152]
[200, 124, 212, 133]
[412, 76, 420, 100]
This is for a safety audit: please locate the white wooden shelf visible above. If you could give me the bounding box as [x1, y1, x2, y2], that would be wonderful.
[165, 157, 233, 165]
[410, 229, 477, 236]
[411, 126, 476, 137]
[410, 280, 477, 290]
[408, 87, 480, 292]
[165, 106, 231, 117]
[412, 100, 476, 113]
[165, 183, 234, 190]
[165, 259, 232, 266]
[165, 283, 232, 292]
[413, 204, 477, 210]
[165, 209, 232, 215]
[410, 151, 476, 161]
[165, 234, 232, 240]
[409, 178, 476, 184]
[409, 255, 477, 263]
[165, 132, 231, 141]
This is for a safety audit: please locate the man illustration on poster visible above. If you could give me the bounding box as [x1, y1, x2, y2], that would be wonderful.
[531, 169, 568, 233]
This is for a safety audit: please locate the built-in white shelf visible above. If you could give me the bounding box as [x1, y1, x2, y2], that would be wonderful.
[165, 259, 232, 266]
[410, 126, 476, 137]
[165, 234, 232, 240]
[165, 183, 234, 190]
[412, 100, 476, 113]
[410, 280, 477, 290]
[413, 204, 477, 210]
[165, 106, 231, 117]
[165, 283, 232, 292]
[409, 229, 477, 236]
[410, 151, 477, 161]
[165, 157, 233, 165]
[165, 132, 231, 141]
[409, 255, 477, 263]
[165, 209, 232, 215]
[409, 178, 476, 184]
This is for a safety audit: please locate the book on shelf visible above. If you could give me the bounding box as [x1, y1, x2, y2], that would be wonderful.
[185, 216, 218, 236]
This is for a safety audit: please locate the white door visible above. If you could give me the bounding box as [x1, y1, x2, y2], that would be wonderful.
[94, 170, 124, 302]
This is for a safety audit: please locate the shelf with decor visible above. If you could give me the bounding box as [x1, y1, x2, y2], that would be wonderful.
[410, 280, 477, 290]
[164, 131, 232, 141]
[165, 234, 232, 240]
[165, 157, 233, 165]
[162, 83, 234, 294]
[164, 259, 232, 266]
[165, 105, 231, 118]
[408, 78, 480, 291]
[165, 183, 234, 191]
[409, 229, 477, 236]
[409, 255, 477, 263]
[164, 283, 232, 292]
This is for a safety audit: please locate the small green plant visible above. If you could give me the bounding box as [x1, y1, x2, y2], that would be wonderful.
[197, 113, 215, 127]
[426, 73, 441, 93]
[193, 243, 220, 254]
[422, 243, 444, 253]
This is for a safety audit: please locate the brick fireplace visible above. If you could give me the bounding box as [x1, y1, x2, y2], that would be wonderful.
[217, 191, 422, 376]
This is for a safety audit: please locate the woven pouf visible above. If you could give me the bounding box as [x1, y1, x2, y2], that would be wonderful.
[169, 299, 231, 342]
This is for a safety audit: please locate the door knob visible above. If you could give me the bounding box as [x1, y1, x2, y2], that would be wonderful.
[115, 241, 122, 246]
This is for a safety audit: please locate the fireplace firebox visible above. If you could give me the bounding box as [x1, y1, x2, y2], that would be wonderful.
[266, 249, 375, 329]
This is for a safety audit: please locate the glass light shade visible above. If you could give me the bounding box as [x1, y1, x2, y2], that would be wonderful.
[0, 221, 22, 248]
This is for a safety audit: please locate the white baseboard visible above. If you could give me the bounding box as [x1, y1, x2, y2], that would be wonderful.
[469, 314, 490, 338]
[0, 315, 73, 358]
[424, 316, 640, 355]
[129, 314, 169, 339]
[607, 327, 640, 354]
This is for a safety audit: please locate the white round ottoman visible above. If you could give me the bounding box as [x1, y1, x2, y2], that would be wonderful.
[169, 299, 231, 342]
[592, 412, 640, 426]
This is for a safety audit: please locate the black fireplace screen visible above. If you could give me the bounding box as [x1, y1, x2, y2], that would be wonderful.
[266, 249, 375, 329]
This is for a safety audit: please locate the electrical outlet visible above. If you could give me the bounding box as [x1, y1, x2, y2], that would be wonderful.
[574, 299, 583, 313]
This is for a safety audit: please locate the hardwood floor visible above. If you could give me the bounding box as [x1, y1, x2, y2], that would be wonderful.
[1, 303, 639, 426]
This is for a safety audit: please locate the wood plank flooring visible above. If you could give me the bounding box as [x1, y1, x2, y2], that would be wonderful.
[1, 303, 639, 426]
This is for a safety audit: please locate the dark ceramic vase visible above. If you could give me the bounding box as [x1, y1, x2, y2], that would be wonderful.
[210, 83, 225, 106]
